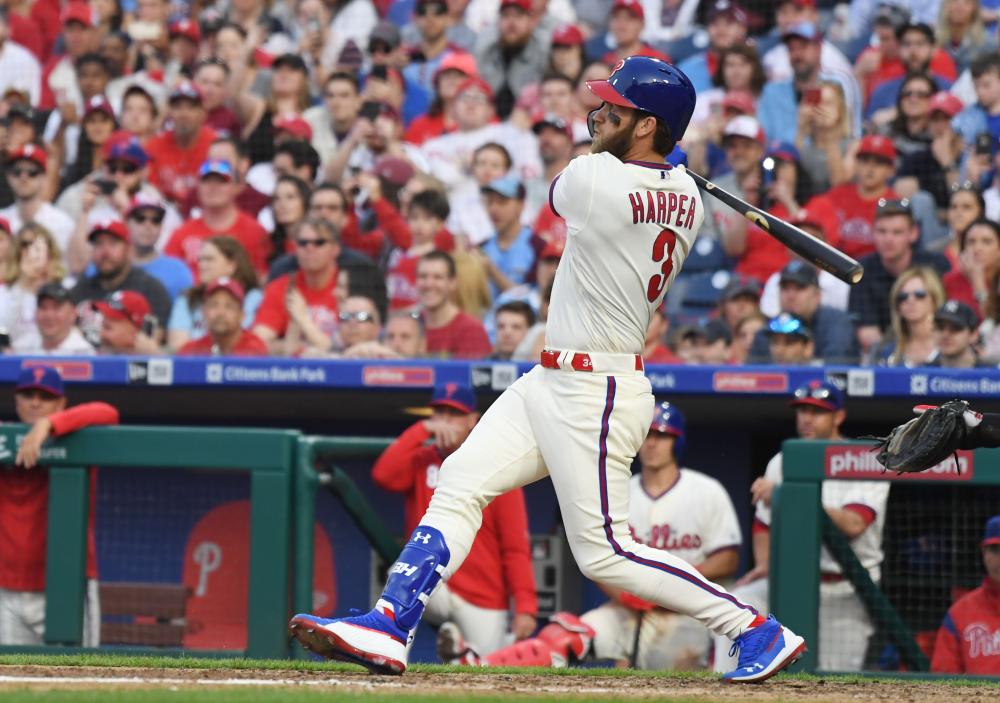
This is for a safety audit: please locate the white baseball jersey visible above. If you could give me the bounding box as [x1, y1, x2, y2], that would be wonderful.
[628, 470, 742, 567]
[547, 154, 702, 354]
[756, 452, 890, 576]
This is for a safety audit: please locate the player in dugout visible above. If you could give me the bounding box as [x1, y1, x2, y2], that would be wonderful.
[713, 380, 889, 672]
[0, 367, 119, 645]
[371, 384, 537, 658]
[931, 514, 1000, 674]
[439, 402, 742, 670]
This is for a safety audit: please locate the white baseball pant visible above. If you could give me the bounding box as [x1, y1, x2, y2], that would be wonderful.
[423, 583, 510, 656]
[582, 601, 710, 669]
[712, 578, 872, 672]
[0, 579, 101, 646]
[422, 361, 759, 641]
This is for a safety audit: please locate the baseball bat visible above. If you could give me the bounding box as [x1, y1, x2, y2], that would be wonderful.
[629, 610, 644, 669]
[687, 170, 864, 285]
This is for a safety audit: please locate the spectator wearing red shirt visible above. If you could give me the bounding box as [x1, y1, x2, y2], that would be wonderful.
[644, 303, 680, 364]
[145, 80, 219, 206]
[418, 250, 491, 359]
[943, 219, 1000, 319]
[253, 218, 342, 355]
[372, 384, 537, 656]
[387, 189, 454, 310]
[807, 135, 899, 260]
[0, 366, 119, 646]
[601, 0, 670, 68]
[39, 2, 99, 110]
[405, 52, 478, 146]
[164, 160, 270, 279]
[193, 59, 242, 139]
[714, 117, 790, 281]
[178, 277, 268, 356]
[931, 515, 1000, 674]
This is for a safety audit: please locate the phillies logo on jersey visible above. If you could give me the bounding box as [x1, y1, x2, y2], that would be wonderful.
[964, 623, 1000, 658]
[630, 523, 702, 551]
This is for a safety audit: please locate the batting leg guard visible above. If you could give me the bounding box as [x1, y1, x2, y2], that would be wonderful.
[380, 525, 451, 630]
[537, 612, 596, 663]
[483, 638, 561, 667]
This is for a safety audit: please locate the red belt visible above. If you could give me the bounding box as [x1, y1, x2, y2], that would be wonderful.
[540, 349, 644, 372]
[820, 573, 845, 584]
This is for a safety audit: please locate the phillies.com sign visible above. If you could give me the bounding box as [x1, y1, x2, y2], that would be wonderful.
[824, 445, 973, 481]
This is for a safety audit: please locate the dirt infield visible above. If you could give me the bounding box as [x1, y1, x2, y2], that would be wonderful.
[0, 664, 996, 702]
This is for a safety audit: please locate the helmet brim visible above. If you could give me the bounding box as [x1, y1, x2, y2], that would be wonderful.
[586, 80, 638, 110]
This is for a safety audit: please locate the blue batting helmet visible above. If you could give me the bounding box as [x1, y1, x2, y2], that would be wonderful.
[649, 401, 686, 460]
[586, 56, 696, 143]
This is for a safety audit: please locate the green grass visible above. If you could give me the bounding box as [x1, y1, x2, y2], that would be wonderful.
[0, 693, 680, 703]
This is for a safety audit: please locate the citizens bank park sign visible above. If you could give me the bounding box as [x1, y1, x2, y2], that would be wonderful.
[824, 445, 972, 481]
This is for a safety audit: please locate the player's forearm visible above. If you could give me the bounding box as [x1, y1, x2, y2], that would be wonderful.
[696, 548, 739, 581]
[825, 507, 867, 539]
[962, 412, 1000, 449]
[49, 403, 120, 436]
[751, 529, 770, 568]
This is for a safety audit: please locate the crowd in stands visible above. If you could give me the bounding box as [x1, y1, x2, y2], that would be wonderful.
[3, 0, 1000, 367]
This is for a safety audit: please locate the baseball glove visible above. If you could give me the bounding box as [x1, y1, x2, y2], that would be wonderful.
[870, 400, 979, 474]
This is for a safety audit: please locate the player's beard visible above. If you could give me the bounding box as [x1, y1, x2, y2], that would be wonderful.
[591, 114, 636, 161]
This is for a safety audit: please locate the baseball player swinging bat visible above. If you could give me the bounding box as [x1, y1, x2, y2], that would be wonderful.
[685, 170, 864, 286]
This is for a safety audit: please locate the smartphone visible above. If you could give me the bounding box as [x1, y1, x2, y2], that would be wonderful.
[95, 178, 117, 195]
[360, 100, 382, 121]
[140, 315, 157, 338]
[803, 87, 822, 106]
[975, 132, 994, 156]
[128, 20, 162, 42]
[371, 64, 388, 81]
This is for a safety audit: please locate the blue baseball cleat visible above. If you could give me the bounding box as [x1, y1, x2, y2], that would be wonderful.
[289, 600, 411, 675]
[722, 615, 806, 683]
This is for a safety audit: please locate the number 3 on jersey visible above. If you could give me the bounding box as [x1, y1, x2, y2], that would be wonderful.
[646, 228, 677, 303]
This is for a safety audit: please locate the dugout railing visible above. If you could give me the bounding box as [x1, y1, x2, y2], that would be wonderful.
[774, 439, 998, 675]
[0, 424, 299, 659]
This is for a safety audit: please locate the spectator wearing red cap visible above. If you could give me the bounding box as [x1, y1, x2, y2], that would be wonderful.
[758, 22, 861, 145]
[70, 220, 172, 336]
[0, 366, 118, 646]
[895, 92, 966, 212]
[601, 0, 670, 68]
[168, 18, 201, 76]
[805, 135, 899, 260]
[164, 159, 271, 279]
[178, 277, 268, 356]
[145, 81, 218, 206]
[405, 52, 478, 146]
[763, 0, 853, 88]
[253, 218, 343, 355]
[193, 59, 242, 139]
[546, 24, 585, 82]
[0, 11, 42, 105]
[0, 145, 74, 267]
[416, 250, 491, 358]
[39, 2, 99, 110]
[388, 189, 455, 310]
[676, 0, 749, 95]
[91, 289, 159, 353]
[304, 72, 362, 175]
[371, 382, 537, 654]
[476, 0, 549, 119]
[931, 513, 1000, 674]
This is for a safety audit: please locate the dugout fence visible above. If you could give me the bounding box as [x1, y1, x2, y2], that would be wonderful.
[774, 439, 1000, 675]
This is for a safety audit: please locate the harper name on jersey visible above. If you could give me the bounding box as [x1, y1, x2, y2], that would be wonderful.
[628, 191, 698, 230]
